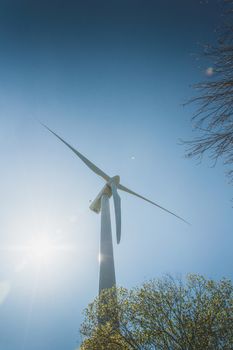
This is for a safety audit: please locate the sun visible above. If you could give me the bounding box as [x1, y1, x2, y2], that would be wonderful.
[1, 233, 75, 270]
[28, 237, 57, 263]
[21, 234, 74, 267]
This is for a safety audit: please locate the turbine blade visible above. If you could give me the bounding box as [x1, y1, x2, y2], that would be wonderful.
[110, 182, 121, 244]
[118, 184, 190, 225]
[41, 123, 110, 181]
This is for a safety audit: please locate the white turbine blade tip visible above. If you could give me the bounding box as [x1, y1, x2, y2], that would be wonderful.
[118, 183, 190, 225]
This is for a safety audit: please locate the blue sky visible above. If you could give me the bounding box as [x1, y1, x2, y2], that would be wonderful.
[0, 1, 232, 349]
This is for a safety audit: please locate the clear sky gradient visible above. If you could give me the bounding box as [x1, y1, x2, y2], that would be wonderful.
[0, 1, 232, 349]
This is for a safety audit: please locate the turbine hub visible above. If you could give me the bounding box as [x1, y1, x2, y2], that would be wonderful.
[110, 175, 120, 185]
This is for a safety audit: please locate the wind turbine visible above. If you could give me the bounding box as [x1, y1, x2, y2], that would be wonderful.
[42, 124, 188, 295]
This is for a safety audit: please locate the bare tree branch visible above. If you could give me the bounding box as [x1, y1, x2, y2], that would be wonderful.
[183, 0, 233, 187]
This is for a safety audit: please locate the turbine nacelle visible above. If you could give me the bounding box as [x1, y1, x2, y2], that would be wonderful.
[89, 175, 120, 214]
[89, 184, 111, 213]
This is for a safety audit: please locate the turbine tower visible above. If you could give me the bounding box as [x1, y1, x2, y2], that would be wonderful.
[42, 124, 188, 295]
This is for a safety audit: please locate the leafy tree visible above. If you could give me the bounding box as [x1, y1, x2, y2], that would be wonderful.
[184, 0, 233, 185]
[80, 274, 233, 349]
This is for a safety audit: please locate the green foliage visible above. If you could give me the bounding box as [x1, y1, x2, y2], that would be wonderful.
[80, 274, 233, 349]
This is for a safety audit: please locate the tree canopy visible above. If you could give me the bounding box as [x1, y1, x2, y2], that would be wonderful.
[80, 274, 233, 350]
